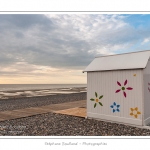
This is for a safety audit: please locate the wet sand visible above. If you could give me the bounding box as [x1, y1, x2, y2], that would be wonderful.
[0, 87, 87, 100]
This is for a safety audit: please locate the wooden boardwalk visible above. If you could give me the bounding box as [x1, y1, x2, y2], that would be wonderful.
[0, 100, 86, 121]
[54, 107, 86, 117]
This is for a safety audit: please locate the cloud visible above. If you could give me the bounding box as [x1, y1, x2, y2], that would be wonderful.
[0, 14, 53, 30]
[0, 14, 150, 83]
[0, 14, 129, 67]
[0, 61, 86, 84]
[142, 38, 150, 45]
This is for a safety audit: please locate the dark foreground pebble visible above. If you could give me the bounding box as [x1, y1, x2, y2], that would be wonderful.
[0, 112, 150, 136]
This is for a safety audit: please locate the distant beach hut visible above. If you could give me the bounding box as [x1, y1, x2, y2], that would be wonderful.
[83, 50, 150, 126]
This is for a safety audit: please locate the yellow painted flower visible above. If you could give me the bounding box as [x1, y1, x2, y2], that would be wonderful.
[130, 107, 141, 118]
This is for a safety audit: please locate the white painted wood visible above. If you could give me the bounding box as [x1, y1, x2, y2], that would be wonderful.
[87, 112, 142, 126]
[83, 50, 150, 72]
[143, 61, 150, 125]
[144, 117, 150, 126]
[142, 70, 144, 126]
[87, 69, 143, 126]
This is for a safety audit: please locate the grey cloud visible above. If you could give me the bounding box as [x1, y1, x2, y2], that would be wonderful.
[0, 14, 53, 29]
[0, 53, 16, 66]
[15, 31, 24, 38]
[0, 14, 150, 73]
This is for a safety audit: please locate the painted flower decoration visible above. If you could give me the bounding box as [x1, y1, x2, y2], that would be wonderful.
[115, 80, 133, 98]
[130, 107, 141, 118]
[90, 92, 103, 108]
[110, 102, 120, 113]
[148, 83, 150, 92]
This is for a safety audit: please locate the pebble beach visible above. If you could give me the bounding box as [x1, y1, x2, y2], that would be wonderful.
[1, 110, 150, 136]
[0, 92, 86, 112]
[0, 91, 150, 136]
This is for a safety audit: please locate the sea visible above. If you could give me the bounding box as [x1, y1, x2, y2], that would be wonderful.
[0, 84, 87, 92]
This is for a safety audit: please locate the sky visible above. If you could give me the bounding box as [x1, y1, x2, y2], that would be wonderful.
[0, 14, 150, 84]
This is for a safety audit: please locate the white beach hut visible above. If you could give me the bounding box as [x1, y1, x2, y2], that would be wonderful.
[83, 50, 150, 126]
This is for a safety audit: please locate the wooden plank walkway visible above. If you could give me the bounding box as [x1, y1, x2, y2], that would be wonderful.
[54, 107, 86, 117]
[0, 100, 86, 121]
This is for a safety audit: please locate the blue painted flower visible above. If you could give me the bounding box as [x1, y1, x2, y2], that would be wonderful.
[110, 102, 120, 113]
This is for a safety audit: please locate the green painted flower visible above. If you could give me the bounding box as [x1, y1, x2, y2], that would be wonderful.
[90, 92, 103, 108]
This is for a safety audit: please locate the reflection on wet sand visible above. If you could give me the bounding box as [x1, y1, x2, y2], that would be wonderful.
[0, 87, 87, 100]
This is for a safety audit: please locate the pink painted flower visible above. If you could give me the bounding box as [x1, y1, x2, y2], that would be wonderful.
[115, 80, 133, 98]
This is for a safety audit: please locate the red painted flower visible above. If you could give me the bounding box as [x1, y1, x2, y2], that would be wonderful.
[115, 80, 133, 98]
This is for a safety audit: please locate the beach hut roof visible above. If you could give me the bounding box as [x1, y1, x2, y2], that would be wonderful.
[83, 50, 150, 72]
